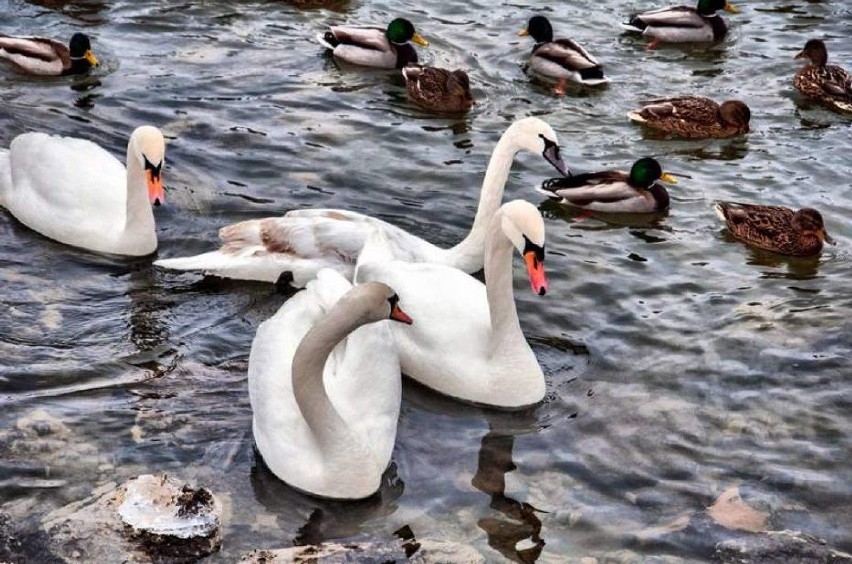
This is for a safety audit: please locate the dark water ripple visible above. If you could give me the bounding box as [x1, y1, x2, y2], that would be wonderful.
[1, 0, 850, 561]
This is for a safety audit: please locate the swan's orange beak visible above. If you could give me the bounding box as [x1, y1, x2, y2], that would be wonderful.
[524, 250, 548, 296]
[146, 169, 164, 206]
[390, 303, 413, 325]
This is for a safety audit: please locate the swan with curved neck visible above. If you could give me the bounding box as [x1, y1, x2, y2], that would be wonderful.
[0, 125, 165, 256]
[249, 269, 412, 499]
[154, 117, 569, 286]
[356, 200, 548, 408]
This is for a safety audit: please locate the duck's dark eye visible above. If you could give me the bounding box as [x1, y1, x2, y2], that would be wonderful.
[144, 156, 162, 178]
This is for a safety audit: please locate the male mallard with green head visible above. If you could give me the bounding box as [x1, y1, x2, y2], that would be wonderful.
[518, 15, 609, 95]
[0, 32, 99, 76]
[402, 66, 473, 113]
[621, 0, 740, 49]
[715, 202, 835, 257]
[539, 157, 680, 213]
[628, 96, 750, 139]
[316, 18, 428, 69]
[793, 39, 852, 114]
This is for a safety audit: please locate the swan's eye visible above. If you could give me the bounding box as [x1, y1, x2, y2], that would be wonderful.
[143, 156, 163, 178]
[388, 294, 400, 308]
[522, 235, 545, 263]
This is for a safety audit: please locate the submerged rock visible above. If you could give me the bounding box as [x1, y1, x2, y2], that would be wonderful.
[707, 486, 770, 533]
[240, 538, 485, 563]
[715, 530, 852, 563]
[42, 474, 222, 563]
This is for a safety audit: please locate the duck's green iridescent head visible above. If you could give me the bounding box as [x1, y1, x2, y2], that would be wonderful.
[386, 18, 429, 46]
[697, 0, 739, 16]
[518, 16, 554, 44]
[629, 158, 678, 189]
[69, 32, 99, 67]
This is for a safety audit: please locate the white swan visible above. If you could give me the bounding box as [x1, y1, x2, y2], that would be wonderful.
[356, 200, 548, 409]
[0, 126, 165, 256]
[248, 268, 413, 499]
[154, 117, 570, 287]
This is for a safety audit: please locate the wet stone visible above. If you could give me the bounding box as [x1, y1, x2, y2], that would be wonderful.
[41, 474, 222, 563]
[240, 538, 485, 563]
[715, 530, 852, 563]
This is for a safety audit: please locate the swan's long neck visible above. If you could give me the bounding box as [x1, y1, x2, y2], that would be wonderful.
[122, 147, 156, 246]
[291, 301, 371, 459]
[483, 213, 525, 355]
[446, 134, 520, 271]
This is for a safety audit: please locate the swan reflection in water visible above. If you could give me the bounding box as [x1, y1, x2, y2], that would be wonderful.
[473, 410, 546, 563]
[250, 454, 405, 543]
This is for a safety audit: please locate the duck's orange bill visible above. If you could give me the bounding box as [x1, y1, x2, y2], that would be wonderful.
[146, 169, 165, 206]
[524, 251, 549, 296]
[390, 303, 413, 325]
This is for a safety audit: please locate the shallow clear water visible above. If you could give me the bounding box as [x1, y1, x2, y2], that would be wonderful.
[0, 0, 850, 561]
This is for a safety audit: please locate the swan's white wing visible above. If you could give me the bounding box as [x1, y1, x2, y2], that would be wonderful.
[155, 209, 446, 286]
[5, 132, 126, 234]
[248, 269, 353, 477]
[357, 259, 493, 398]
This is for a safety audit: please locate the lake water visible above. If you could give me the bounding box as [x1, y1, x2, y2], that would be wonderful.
[0, 0, 850, 561]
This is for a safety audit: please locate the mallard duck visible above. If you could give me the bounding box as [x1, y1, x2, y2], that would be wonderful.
[518, 15, 609, 94]
[627, 96, 750, 139]
[0, 32, 98, 76]
[539, 157, 679, 213]
[621, 0, 740, 48]
[401, 65, 473, 112]
[715, 202, 835, 257]
[316, 18, 428, 69]
[793, 39, 852, 114]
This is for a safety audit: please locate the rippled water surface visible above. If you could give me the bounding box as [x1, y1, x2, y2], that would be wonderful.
[1, 0, 850, 561]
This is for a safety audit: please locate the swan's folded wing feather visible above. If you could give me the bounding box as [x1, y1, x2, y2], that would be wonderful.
[8, 132, 126, 227]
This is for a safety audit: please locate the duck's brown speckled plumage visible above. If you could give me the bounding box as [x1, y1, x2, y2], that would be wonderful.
[402, 66, 473, 113]
[793, 39, 852, 114]
[715, 202, 834, 257]
[628, 96, 750, 139]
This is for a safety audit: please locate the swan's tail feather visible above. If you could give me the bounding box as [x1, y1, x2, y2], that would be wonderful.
[354, 227, 394, 284]
[626, 111, 646, 123]
[306, 269, 352, 311]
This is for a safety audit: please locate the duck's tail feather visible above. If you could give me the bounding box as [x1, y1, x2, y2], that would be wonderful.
[316, 32, 338, 51]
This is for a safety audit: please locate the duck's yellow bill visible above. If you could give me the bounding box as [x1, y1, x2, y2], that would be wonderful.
[660, 173, 678, 184]
[518, 28, 530, 37]
[724, 3, 740, 13]
[85, 50, 99, 67]
[412, 33, 429, 47]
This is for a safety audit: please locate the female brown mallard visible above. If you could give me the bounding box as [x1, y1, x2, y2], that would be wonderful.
[715, 202, 835, 257]
[402, 66, 473, 113]
[0, 33, 98, 76]
[793, 39, 852, 114]
[539, 157, 679, 213]
[627, 96, 750, 139]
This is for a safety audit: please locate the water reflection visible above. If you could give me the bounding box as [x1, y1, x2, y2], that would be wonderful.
[16, 0, 109, 22]
[471, 409, 548, 563]
[539, 198, 670, 229]
[250, 454, 404, 543]
[722, 231, 824, 279]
